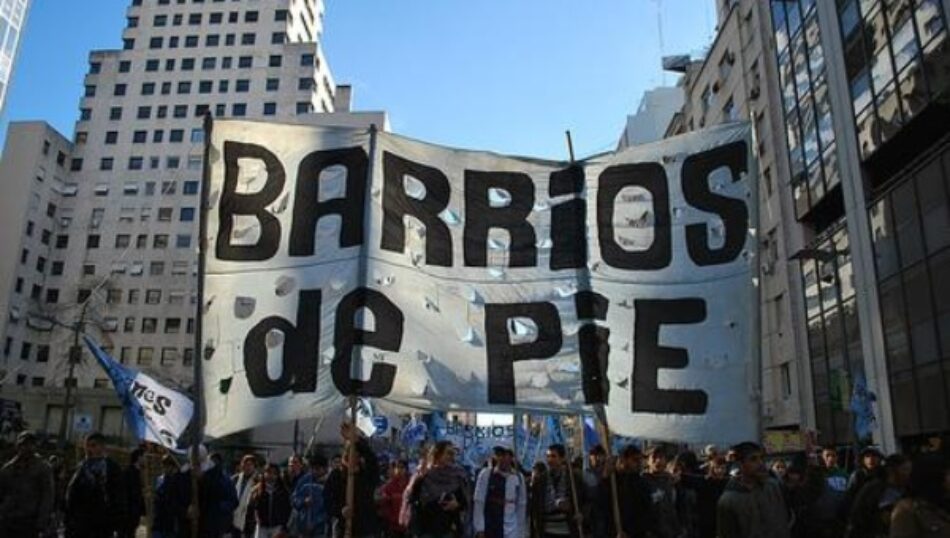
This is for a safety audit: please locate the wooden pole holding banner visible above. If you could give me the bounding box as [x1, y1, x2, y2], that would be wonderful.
[344, 394, 358, 538]
[564, 129, 623, 534]
[344, 123, 380, 538]
[189, 112, 214, 538]
[595, 412, 623, 535]
[560, 415, 584, 538]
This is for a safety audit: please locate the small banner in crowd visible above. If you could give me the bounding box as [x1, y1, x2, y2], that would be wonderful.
[201, 120, 759, 444]
[84, 336, 194, 450]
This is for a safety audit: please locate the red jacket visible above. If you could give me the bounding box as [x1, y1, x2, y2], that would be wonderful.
[379, 475, 410, 532]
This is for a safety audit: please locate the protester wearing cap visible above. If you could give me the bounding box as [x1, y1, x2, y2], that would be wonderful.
[847, 446, 883, 498]
[474, 446, 527, 538]
[0, 430, 54, 537]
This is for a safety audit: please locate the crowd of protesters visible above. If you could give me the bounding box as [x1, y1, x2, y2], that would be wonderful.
[0, 426, 948, 538]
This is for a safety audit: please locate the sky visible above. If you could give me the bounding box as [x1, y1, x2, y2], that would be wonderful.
[1, 0, 717, 160]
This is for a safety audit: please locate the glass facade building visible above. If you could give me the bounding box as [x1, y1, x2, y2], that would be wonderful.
[0, 0, 29, 114]
[771, 0, 843, 221]
[769, 0, 950, 448]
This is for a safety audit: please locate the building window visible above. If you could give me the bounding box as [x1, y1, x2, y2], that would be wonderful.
[138, 347, 154, 365]
[263, 102, 277, 116]
[301, 53, 315, 67]
[269, 55, 282, 68]
[235, 79, 250, 92]
[100, 158, 114, 171]
[241, 33, 256, 45]
[105, 131, 118, 144]
[149, 37, 163, 49]
[232, 103, 247, 117]
[113, 84, 127, 96]
[176, 234, 192, 248]
[133, 130, 147, 143]
[202, 57, 216, 70]
[238, 56, 252, 68]
[165, 318, 181, 334]
[137, 106, 152, 119]
[298, 78, 314, 91]
[184, 181, 199, 195]
[266, 78, 279, 91]
[118, 60, 131, 73]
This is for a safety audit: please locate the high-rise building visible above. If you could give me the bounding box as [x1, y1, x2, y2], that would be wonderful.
[658, 0, 814, 441]
[0, 0, 354, 441]
[0, 0, 30, 115]
[765, 0, 950, 452]
[677, 0, 950, 452]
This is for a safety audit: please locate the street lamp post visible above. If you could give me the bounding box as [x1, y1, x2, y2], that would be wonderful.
[56, 300, 91, 448]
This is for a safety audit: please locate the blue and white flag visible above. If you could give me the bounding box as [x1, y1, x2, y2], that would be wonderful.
[850, 371, 877, 442]
[83, 336, 194, 450]
[400, 415, 428, 446]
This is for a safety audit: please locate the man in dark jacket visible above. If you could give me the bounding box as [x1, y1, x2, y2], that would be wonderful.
[610, 444, 652, 538]
[642, 445, 681, 538]
[182, 445, 240, 538]
[0, 431, 54, 537]
[845, 454, 911, 538]
[119, 448, 147, 538]
[324, 421, 380, 538]
[717, 441, 790, 538]
[65, 432, 126, 538]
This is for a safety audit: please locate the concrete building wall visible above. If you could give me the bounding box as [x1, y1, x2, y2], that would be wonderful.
[618, 86, 684, 148]
[665, 0, 811, 432]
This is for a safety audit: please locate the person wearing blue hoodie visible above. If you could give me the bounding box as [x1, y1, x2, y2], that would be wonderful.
[292, 454, 329, 537]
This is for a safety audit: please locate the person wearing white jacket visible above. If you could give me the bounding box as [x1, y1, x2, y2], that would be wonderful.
[474, 447, 527, 538]
[231, 454, 260, 538]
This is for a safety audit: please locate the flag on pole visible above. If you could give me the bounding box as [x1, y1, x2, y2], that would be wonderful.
[83, 336, 194, 450]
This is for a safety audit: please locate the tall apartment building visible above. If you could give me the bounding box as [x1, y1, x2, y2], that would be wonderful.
[0, 0, 341, 441]
[0, 0, 30, 115]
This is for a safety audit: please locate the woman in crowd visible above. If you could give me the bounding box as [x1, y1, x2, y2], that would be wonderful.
[379, 460, 410, 538]
[408, 441, 468, 538]
[249, 463, 292, 538]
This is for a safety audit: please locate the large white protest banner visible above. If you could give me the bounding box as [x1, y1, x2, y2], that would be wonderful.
[202, 119, 759, 444]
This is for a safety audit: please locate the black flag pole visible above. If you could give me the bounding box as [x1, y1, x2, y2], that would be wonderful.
[189, 112, 214, 538]
[345, 123, 380, 538]
[564, 129, 622, 534]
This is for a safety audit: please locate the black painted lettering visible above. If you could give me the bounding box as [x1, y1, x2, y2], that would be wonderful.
[244, 289, 321, 397]
[464, 170, 537, 267]
[549, 164, 587, 270]
[682, 141, 749, 266]
[331, 288, 403, 397]
[217, 141, 286, 261]
[380, 152, 452, 266]
[632, 299, 708, 414]
[575, 291, 610, 404]
[597, 163, 672, 270]
[289, 147, 369, 256]
[485, 303, 562, 404]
